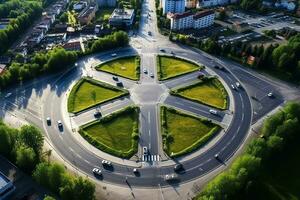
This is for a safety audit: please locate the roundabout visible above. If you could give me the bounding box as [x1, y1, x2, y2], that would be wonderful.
[41, 48, 252, 188]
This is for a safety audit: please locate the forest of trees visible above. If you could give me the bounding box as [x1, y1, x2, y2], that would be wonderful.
[0, 120, 96, 200]
[0, 0, 43, 54]
[196, 102, 300, 199]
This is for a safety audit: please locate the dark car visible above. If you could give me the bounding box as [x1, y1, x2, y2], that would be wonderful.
[116, 81, 123, 87]
[94, 111, 101, 118]
[174, 164, 183, 172]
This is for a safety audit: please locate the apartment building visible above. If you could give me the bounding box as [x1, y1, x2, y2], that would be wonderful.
[170, 10, 215, 30]
[162, 0, 185, 14]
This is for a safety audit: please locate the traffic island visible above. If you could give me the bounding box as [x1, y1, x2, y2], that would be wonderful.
[157, 55, 203, 80]
[67, 78, 129, 114]
[170, 77, 228, 110]
[160, 106, 221, 158]
[96, 56, 140, 80]
[79, 106, 139, 159]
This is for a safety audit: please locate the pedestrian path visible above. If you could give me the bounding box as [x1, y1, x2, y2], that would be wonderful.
[142, 154, 160, 162]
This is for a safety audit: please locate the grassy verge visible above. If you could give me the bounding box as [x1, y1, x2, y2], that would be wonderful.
[157, 55, 203, 81]
[170, 77, 228, 110]
[79, 106, 139, 159]
[67, 78, 129, 114]
[160, 106, 221, 158]
[96, 56, 140, 80]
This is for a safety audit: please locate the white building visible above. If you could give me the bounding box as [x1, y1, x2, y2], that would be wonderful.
[170, 10, 215, 30]
[185, 0, 197, 8]
[109, 9, 135, 27]
[197, 0, 230, 7]
[162, 0, 185, 14]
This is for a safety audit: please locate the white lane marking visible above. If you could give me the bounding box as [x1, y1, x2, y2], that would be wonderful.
[242, 113, 244, 121]
[84, 159, 91, 164]
[148, 111, 151, 124]
[175, 102, 185, 106]
[69, 147, 74, 152]
[149, 129, 151, 136]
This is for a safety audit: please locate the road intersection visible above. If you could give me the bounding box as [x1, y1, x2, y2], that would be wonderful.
[0, 0, 289, 195]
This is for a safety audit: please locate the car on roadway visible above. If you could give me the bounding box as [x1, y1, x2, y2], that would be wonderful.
[164, 173, 178, 181]
[214, 65, 224, 70]
[150, 73, 154, 78]
[143, 68, 148, 74]
[143, 146, 148, 155]
[94, 111, 101, 118]
[148, 31, 152, 36]
[4, 93, 12, 98]
[236, 82, 241, 88]
[111, 53, 117, 57]
[231, 84, 236, 90]
[116, 81, 123, 87]
[209, 109, 218, 115]
[268, 92, 273, 97]
[57, 120, 63, 127]
[46, 117, 51, 125]
[133, 168, 138, 174]
[112, 76, 118, 81]
[174, 164, 183, 172]
[92, 167, 102, 176]
[214, 153, 219, 159]
[102, 160, 112, 167]
[159, 49, 165, 52]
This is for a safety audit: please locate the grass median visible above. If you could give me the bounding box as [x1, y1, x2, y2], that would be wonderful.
[96, 56, 140, 80]
[161, 106, 221, 158]
[170, 77, 228, 110]
[79, 106, 139, 159]
[67, 78, 129, 114]
[157, 55, 202, 80]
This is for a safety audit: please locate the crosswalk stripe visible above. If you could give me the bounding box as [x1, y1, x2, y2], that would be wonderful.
[142, 154, 160, 162]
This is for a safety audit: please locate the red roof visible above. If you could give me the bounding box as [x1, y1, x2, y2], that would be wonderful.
[170, 11, 193, 19]
[193, 10, 214, 20]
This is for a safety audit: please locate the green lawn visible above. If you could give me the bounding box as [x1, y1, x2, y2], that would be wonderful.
[171, 78, 228, 110]
[161, 106, 220, 157]
[96, 56, 140, 80]
[68, 78, 128, 113]
[79, 107, 139, 158]
[157, 55, 202, 80]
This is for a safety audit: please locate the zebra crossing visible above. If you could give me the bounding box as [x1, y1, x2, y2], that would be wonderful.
[142, 154, 160, 162]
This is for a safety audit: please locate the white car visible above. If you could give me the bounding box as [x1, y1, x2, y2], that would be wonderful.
[111, 53, 117, 57]
[267, 92, 273, 97]
[150, 73, 154, 78]
[236, 82, 241, 88]
[143, 146, 148, 155]
[92, 168, 102, 175]
[133, 168, 138, 173]
[102, 160, 112, 167]
[57, 120, 63, 127]
[231, 84, 236, 90]
[164, 173, 178, 181]
[46, 117, 51, 125]
[209, 109, 218, 115]
[143, 68, 148, 74]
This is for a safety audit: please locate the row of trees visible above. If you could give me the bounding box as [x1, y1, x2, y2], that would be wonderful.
[197, 102, 300, 199]
[0, 0, 43, 54]
[0, 47, 78, 89]
[0, 120, 96, 200]
[173, 33, 300, 83]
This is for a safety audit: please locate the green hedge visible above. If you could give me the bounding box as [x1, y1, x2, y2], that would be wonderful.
[170, 77, 228, 110]
[160, 106, 221, 158]
[79, 106, 139, 159]
[67, 78, 129, 114]
[157, 55, 204, 81]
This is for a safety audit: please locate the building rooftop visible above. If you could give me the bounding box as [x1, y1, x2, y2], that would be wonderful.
[193, 10, 214, 20]
[110, 9, 134, 20]
[170, 11, 193, 19]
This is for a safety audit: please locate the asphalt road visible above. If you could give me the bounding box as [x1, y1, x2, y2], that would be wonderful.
[0, 0, 286, 190]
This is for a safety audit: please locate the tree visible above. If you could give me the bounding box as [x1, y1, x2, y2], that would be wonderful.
[20, 125, 44, 156]
[16, 146, 37, 172]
